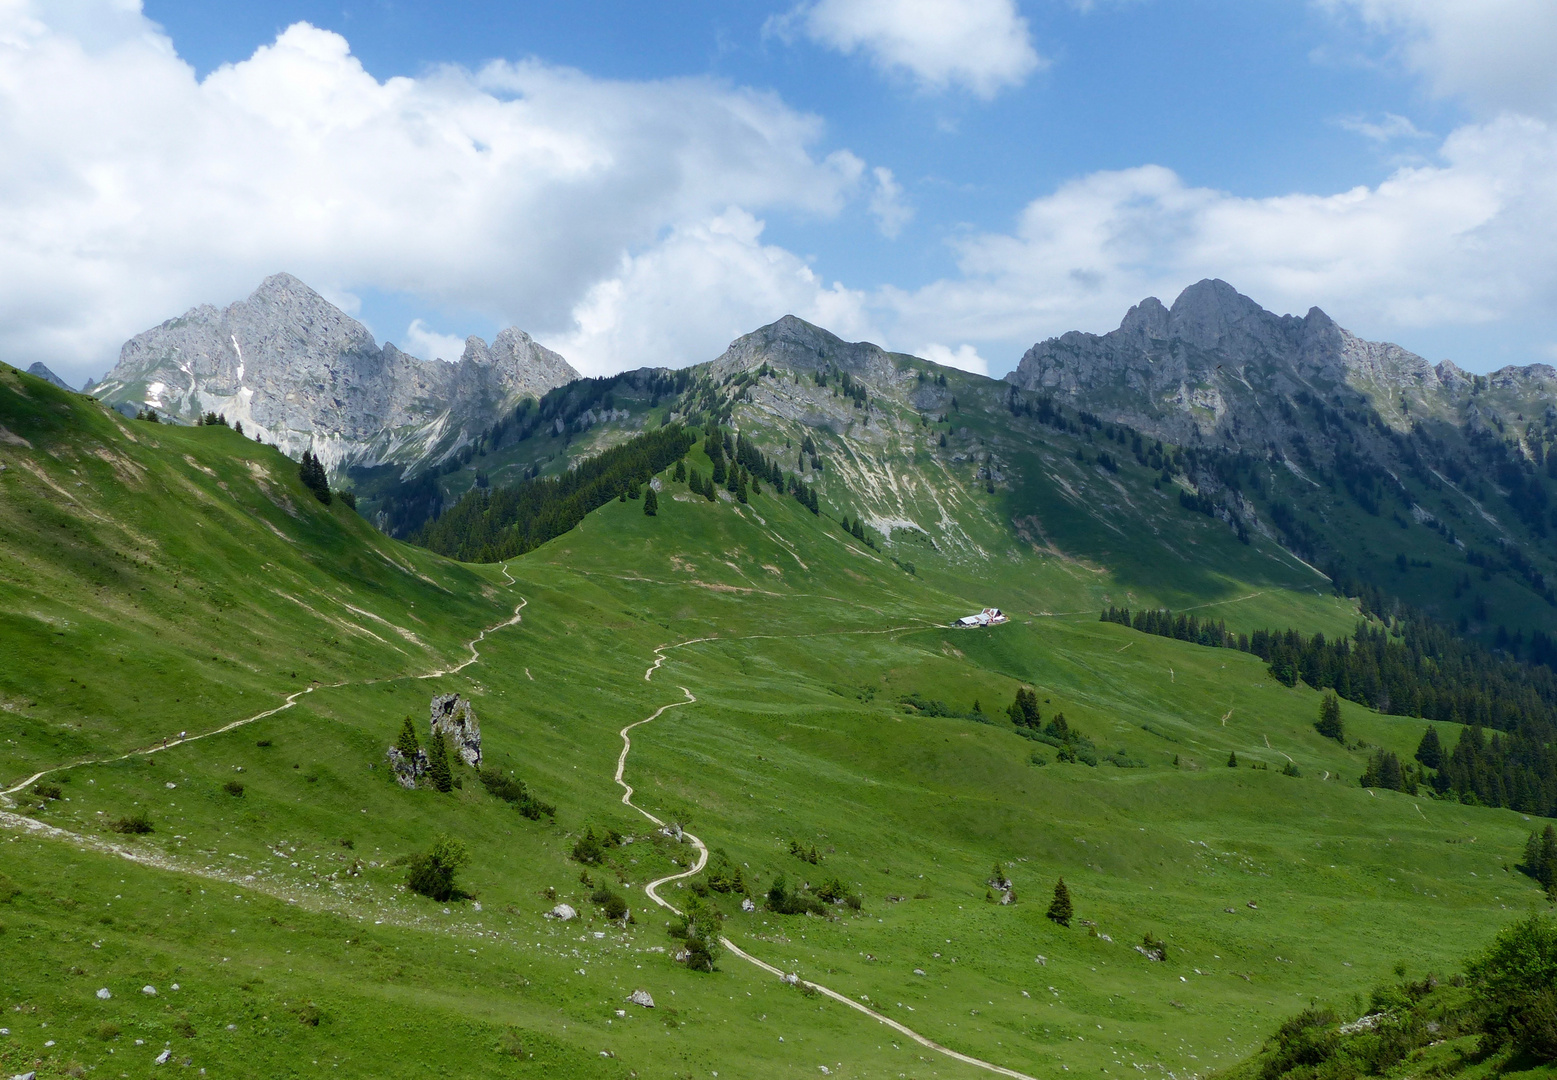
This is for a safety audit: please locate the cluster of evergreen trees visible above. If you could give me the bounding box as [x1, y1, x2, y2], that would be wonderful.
[1105, 605, 1557, 816]
[1102, 606, 1238, 648]
[414, 426, 695, 562]
[298, 450, 331, 505]
[1520, 826, 1556, 896]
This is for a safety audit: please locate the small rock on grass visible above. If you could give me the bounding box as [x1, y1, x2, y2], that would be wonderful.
[155, 1048, 172, 1064]
[627, 989, 654, 1008]
[548, 904, 577, 921]
[96, 988, 112, 999]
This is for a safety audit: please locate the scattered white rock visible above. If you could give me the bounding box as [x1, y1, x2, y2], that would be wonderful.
[614, 1009, 626, 1018]
[142, 985, 157, 996]
[1035, 956, 1047, 966]
[913, 968, 926, 976]
[165, 782, 176, 789]
[741, 898, 756, 912]
[155, 1048, 172, 1064]
[13, 1071, 36, 1080]
[627, 989, 655, 1008]
[548, 904, 577, 921]
[781, 973, 799, 985]
[1339, 1013, 1388, 1035]
[96, 988, 112, 1000]
[170, 983, 179, 991]
[226, 1024, 236, 1031]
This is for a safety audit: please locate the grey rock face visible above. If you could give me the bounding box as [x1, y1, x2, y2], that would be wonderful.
[93, 273, 578, 474]
[709, 314, 907, 385]
[25, 363, 73, 391]
[385, 746, 428, 789]
[627, 989, 655, 1008]
[1003, 278, 1495, 456]
[430, 693, 481, 768]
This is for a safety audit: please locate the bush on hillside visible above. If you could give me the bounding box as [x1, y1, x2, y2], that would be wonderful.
[571, 826, 622, 866]
[478, 767, 555, 820]
[705, 849, 747, 895]
[223, 780, 245, 797]
[765, 876, 826, 917]
[405, 833, 471, 902]
[590, 884, 630, 921]
[109, 811, 153, 835]
[669, 894, 724, 971]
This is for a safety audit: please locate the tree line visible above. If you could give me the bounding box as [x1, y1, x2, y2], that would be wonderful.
[413, 425, 696, 562]
[1104, 605, 1557, 816]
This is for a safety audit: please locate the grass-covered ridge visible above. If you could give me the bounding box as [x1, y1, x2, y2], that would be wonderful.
[3, 361, 1554, 1079]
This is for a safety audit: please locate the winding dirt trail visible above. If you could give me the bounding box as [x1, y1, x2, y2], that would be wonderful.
[622, 648, 1041, 1080]
[0, 576, 527, 804]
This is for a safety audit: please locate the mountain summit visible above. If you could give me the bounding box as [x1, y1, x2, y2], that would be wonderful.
[1005, 279, 1458, 446]
[93, 274, 578, 472]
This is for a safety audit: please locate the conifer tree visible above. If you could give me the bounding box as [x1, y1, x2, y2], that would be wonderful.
[1415, 725, 1444, 770]
[851, 518, 865, 540]
[1008, 688, 1041, 729]
[426, 732, 454, 793]
[736, 471, 748, 503]
[674, 460, 686, 483]
[644, 486, 658, 516]
[395, 716, 421, 759]
[1046, 877, 1073, 926]
[1316, 693, 1344, 741]
[1539, 825, 1557, 894]
[1227, 751, 1238, 767]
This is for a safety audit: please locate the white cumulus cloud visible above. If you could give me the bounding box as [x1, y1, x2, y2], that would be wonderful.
[867, 166, 913, 237]
[401, 320, 469, 364]
[0, 1, 868, 383]
[880, 114, 1557, 369]
[552, 208, 873, 376]
[1319, 0, 1557, 116]
[774, 0, 1043, 98]
[917, 342, 988, 374]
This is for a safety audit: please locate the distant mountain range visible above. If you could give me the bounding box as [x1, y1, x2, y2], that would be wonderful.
[92, 273, 578, 473]
[85, 271, 1557, 643]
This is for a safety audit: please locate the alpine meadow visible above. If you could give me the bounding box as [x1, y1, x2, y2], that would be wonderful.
[4, 269, 1557, 1080]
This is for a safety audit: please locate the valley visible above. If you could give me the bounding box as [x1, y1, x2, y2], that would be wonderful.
[4, 352, 1552, 1079]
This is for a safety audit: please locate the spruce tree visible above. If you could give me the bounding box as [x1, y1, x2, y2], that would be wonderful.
[1227, 751, 1238, 767]
[674, 460, 686, 482]
[644, 486, 658, 516]
[851, 518, 865, 540]
[1540, 825, 1557, 893]
[426, 732, 454, 793]
[736, 471, 748, 503]
[395, 716, 421, 758]
[1415, 725, 1444, 770]
[1046, 878, 1073, 926]
[1316, 693, 1344, 741]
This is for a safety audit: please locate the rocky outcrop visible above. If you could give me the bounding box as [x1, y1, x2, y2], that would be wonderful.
[386, 746, 428, 789]
[626, 989, 655, 1008]
[92, 273, 579, 475]
[430, 693, 481, 768]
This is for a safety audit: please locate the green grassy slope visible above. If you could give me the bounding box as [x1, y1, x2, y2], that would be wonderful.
[2, 364, 1550, 1080]
[0, 362, 509, 788]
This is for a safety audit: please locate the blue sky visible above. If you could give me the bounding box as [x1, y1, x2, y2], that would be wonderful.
[5, 1, 1557, 382]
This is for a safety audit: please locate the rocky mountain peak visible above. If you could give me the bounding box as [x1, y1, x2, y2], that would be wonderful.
[92, 273, 579, 474]
[711, 314, 909, 386]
